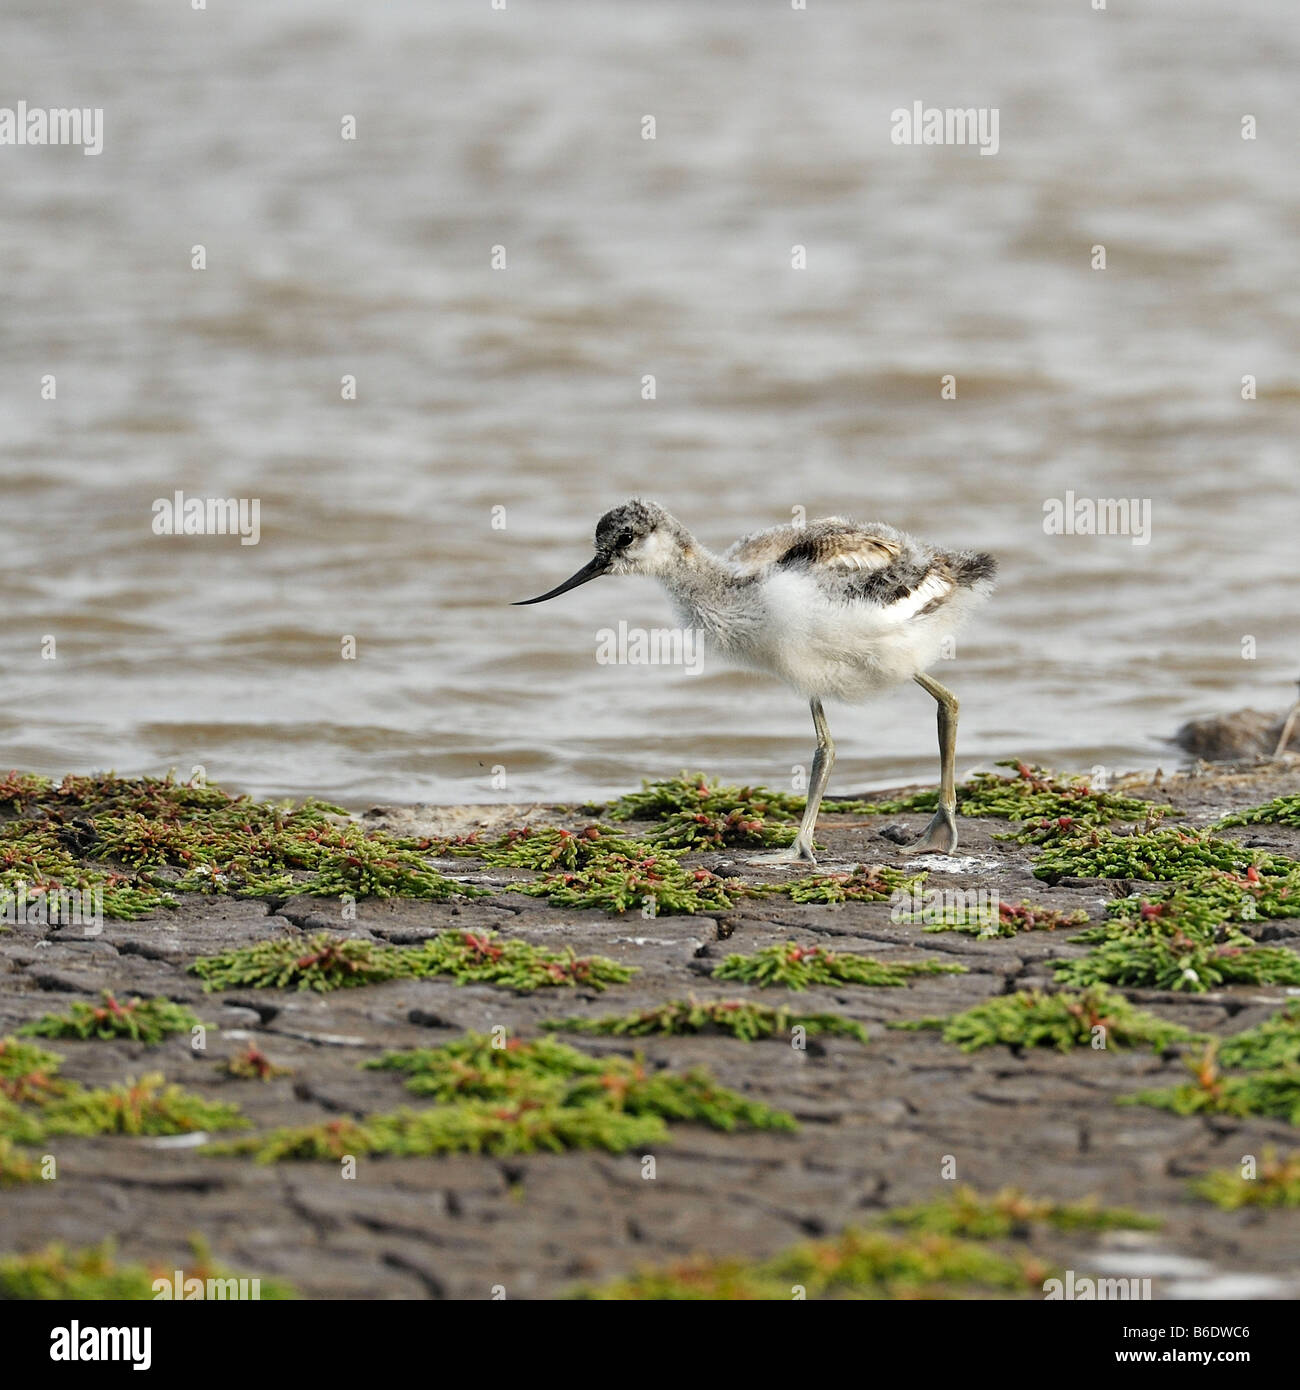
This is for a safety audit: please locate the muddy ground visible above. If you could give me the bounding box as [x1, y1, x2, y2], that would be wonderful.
[2, 761, 1299, 1299]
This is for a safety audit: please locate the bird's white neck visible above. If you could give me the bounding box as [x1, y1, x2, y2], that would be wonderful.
[653, 544, 755, 643]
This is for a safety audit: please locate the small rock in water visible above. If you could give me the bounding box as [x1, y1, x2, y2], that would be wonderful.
[1173, 708, 1296, 760]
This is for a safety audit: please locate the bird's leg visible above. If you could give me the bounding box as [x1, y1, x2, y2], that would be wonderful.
[1273, 689, 1300, 759]
[748, 697, 834, 866]
[903, 673, 960, 855]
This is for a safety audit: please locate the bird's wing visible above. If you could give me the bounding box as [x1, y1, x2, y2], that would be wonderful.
[777, 521, 962, 620]
[723, 524, 805, 573]
[725, 518, 900, 575]
[867, 562, 957, 621]
[728, 519, 972, 621]
[776, 525, 904, 573]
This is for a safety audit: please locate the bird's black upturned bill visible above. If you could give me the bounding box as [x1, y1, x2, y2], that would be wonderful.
[513, 553, 609, 604]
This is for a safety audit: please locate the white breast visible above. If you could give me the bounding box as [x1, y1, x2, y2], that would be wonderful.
[706, 569, 967, 701]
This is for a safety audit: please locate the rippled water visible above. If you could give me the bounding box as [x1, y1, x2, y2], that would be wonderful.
[1, 0, 1297, 806]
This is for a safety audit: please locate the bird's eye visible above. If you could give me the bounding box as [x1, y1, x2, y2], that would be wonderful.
[616, 530, 634, 549]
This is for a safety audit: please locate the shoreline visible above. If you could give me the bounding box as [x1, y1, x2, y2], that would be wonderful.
[1, 758, 1298, 1299]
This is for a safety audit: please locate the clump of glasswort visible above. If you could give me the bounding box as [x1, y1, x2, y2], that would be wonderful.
[917, 899, 1090, 939]
[645, 808, 797, 852]
[0, 817, 170, 922]
[1121, 1044, 1300, 1126]
[541, 997, 870, 1044]
[1074, 889, 1242, 946]
[190, 934, 413, 992]
[0, 1238, 296, 1300]
[1112, 973, 1300, 1123]
[365, 1033, 607, 1101]
[189, 929, 636, 993]
[520, 853, 739, 915]
[954, 762, 1175, 823]
[212, 1032, 796, 1162]
[711, 941, 965, 991]
[891, 986, 1198, 1054]
[1192, 1149, 1300, 1210]
[364, 1033, 793, 1129]
[435, 815, 750, 912]
[569, 1228, 1044, 1301]
[1050, 932, 1300, 993]
[413, 931, 636, 991]
[1032, 826, 1266, 884]
[883, 1185, 1162, 1237]
[20, 992, 200, 1046]
[1219, 796, 1300, 829]
[0, 1037, 246, 1145]
[33, 1074, 246, 1138]
[1216, 1002, 1300, 1070]
[471, 823, 647, 870]
[1124, 1005, 1300, 1127]
[1051, 869, 1300, 992]
[0, 769, 476, 916]
[1170, 864, 1300, 922]
[589, 775, 804, 849]
[781, 864, 925, 905]
[97, 797, 471, 902]
[223, 1045, 291, 1082]
[0, 1137, 42, 1186]
[598, 772, 805, 825]
[0, 1036, 70, 1090]
[210, 1104, 673, 1162]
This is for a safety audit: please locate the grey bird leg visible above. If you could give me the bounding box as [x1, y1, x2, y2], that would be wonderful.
[904, 672, 960, 855]
[748, 697, 834, 865]
[1273, 695, 1300, 760]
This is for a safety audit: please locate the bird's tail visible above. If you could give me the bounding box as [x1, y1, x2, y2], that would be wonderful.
[952, 551, 998, 588]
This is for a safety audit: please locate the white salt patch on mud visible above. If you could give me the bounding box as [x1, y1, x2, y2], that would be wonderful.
[908, 854, 1000, 874]
[139, 1133, 210, 1149]
[1164, 1273, 1294, 1300]
[1089, 1250, 1210, 1278]
[1093, 1233, 1298, 1300]
[267, 1028, 368, 1047]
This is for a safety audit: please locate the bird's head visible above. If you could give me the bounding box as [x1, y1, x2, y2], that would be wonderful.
[514, 499, 682, 604]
